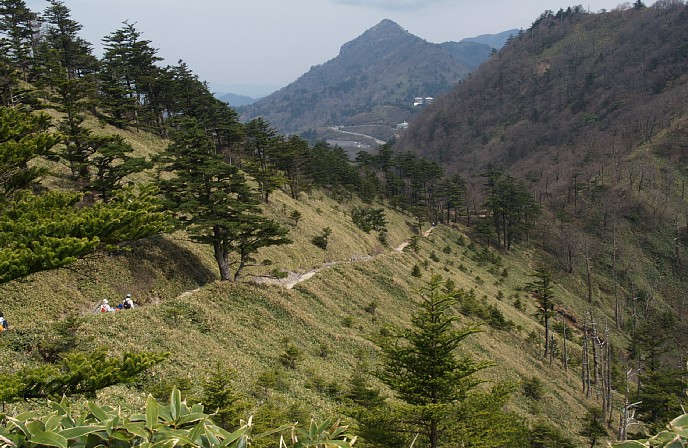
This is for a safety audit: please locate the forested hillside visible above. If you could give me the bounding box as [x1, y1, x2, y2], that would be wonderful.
[0, 1, 686, 448]
[397, 3, 688, 331]
[395, 1, 688, 441]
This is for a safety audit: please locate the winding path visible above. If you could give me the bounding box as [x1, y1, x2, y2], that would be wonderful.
[250, 226, 434, 289]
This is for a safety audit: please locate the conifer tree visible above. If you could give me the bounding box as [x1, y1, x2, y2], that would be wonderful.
[436, 173, 466, 224]
[54, 77, 99, 181]
[0, 348, 167, 402]
[157, 117, 291, 281]
[636, 367, 687, 432]
[88, 135, 150, 201]
[377, 275, 491, 448]
[580, 407, 608, 448]
[201, 365, 247, 430]
[0, 57, 22, 106]
[483, 167, 540, 250]
[242, 117, 285, 203]
[526, 269, 557, 360]
[50, 78, 150, 194]
[38, 0, 97, 80]
[0, 0, 39, 77]
[0, 106, 59, 199]
[271, 134, 308, 200]
[0, 106, 168, 284]
[99, 21, 162, 129]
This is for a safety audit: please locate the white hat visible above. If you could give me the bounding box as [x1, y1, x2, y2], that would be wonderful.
[126, 294, 131, 298]
[103, 299, 108, 304]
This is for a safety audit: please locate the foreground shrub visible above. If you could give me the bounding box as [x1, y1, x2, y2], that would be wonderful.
[0, 387, 357, 448]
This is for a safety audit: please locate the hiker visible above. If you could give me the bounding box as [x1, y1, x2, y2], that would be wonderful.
[122, 293, 135, 309]
[0, 311, 8, 332]
[99, 299, 113, 313]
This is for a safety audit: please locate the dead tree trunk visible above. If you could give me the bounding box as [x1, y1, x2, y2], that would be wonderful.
[613, 225, 621, 330]
[606, 322, 613, 427]
[585, 240, 593, 303]
[591, 313, 601, 398]
[562, 314, 568, 371]
[582, 320, 591, 398]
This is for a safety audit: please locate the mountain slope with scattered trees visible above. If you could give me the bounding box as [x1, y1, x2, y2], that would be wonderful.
[395, 1, 688, 441]
[0, 1, 686, 447]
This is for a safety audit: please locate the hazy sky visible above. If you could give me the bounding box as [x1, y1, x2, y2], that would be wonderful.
[26, 0, 631, 96]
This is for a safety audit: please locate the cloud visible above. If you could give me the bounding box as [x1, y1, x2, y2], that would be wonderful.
[329, 0, 452, 11]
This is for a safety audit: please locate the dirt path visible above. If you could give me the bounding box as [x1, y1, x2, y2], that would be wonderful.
[251, 226, 434, 289]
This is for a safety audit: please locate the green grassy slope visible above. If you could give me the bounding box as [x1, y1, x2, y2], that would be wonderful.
[1, 117, 628, 446]
[0, 181, 611, 445]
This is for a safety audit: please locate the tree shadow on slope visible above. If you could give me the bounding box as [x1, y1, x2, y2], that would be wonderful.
[125, 235, 217, 294]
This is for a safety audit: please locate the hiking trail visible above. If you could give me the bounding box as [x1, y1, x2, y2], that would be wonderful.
[250, 226, 434, 289]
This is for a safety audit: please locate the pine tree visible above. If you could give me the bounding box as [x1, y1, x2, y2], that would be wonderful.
[436, 173, 466, 224]
[580, 407, 608, 448]
[99, 21, 162, 129]
[242, 118, 285, 203]
[38, 0, 97, 80]
[0, 0, 39, 78]
[483, 167, 540, 250]
[88, 134, 150, 201]
[377, 275, 491, 448]
[0, 348, 167, 402]
[54, 77, 99, 181]
[636, 367, 687, 432]
[157, 117, 291, 281]
[271, 135, 308, 200]
[526, 269, 557, 360]
[0, 107, 60, 199]
[0, 106, 168, 284]
[0, 57, 21, 106]
[201, 365, 247, 430]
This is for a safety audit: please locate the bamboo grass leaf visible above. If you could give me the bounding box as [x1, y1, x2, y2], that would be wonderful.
[87, 402, 109, 422]
[170, 388, 182, 421]
[146, 394, 159, 431]
[29, 430, 68, 448]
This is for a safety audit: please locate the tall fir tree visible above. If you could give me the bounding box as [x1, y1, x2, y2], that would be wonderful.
[525, 269, 557, 360]
[0, 0, 39, 78]
[483, 167, 540, 250]
[376, 275, 492, 448]
[99, 21, 162, 129]
[242, 117, 285, 203]
[38, 0, 97, 80]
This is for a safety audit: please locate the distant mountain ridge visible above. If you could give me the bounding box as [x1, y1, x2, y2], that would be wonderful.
[460, 29, 519, 49]
[239, 19, 502, 139]
[217, 92, 257, 107]
[396, 7, 688, 174]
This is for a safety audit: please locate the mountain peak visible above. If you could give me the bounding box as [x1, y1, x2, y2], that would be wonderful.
[339, 19, 418, 57]
[241, 18, 489, 134]
[361, 18, 412, 41]
[370, 18, 405, 33]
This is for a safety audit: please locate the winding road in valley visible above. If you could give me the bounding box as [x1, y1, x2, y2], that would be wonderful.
[329, 127, 387, 145]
